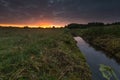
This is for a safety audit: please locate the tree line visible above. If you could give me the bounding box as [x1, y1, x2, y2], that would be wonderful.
[65, 22, 120, 29]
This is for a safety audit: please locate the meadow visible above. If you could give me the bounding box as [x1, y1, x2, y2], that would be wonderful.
[0, 27, 91, 80]
[70, 25, 120, 63]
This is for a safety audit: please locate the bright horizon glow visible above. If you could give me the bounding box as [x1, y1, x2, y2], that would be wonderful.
[0, 24, 64, 28]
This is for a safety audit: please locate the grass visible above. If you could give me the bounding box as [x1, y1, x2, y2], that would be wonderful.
[99, 64, 119, 80]
[70, 25, 120, 63]
[0, 28, 91, 80]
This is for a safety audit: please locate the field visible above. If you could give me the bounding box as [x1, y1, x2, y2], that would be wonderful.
[0, 28, 91, 80]
[70, 25, 120, 63]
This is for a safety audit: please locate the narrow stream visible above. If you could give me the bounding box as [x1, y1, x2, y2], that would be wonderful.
[74, 37, 120, 80]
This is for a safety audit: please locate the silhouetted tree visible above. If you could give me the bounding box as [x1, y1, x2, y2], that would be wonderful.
[52, 26, 55, 28]
[88, 22, 104, 26]
[24, 26, 29, 29]
[65, 22, 113, 29]
[111, 22, 120, 25]
[65, 23, 86, 29]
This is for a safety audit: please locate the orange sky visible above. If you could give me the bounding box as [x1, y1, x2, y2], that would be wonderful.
[0, 20, 66, 28]
[0, 23, 64, 28]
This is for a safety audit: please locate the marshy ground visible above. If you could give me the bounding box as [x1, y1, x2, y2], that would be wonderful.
[70, 25, 120, 63]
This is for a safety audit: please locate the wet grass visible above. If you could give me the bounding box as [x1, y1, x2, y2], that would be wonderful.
[99, 64, 119, 80]
[70, 25, 120, 63]
[0, 28, 91, 80]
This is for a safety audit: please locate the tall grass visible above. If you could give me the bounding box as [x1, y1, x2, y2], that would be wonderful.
[0, 28, 91, 80]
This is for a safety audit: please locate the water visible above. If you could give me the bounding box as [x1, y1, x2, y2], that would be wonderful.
[74, 37, 120, 80]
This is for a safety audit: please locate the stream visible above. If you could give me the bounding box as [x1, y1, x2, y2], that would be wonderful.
[74, 37, 120, 80]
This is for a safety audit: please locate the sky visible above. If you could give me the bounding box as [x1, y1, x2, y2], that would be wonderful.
[0, 0, 120, 27]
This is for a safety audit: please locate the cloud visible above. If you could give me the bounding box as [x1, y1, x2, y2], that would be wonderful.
[0, 0, 9, 7]
[0, 0, 120, 25]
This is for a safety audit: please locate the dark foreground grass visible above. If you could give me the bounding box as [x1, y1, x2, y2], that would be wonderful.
[0, 28, 91, 80]
[70, 25, 120, 63]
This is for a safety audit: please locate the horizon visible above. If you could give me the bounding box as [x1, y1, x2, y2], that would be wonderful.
[0, 23, 64, 28]
[0, 22, 120, 28]
[1, 21, 120, 28]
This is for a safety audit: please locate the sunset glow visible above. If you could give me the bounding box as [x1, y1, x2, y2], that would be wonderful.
[0, 23, 64, 28]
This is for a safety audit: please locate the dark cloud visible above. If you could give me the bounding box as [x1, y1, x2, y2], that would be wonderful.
[0, 0, 120, 26]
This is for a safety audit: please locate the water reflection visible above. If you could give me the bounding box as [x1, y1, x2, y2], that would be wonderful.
[74, 37, 120, 80]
